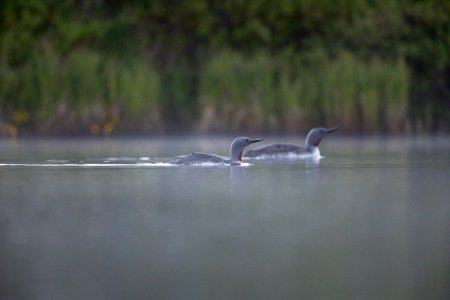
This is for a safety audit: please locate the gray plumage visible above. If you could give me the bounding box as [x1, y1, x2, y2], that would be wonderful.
[170, 137, 263, 165]
[244, 127, 337, 159]
[170, 152, 233, 165]
[244, 144, 305, 158]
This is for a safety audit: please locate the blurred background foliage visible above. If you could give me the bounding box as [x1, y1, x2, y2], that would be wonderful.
[0, 0, 448, 136]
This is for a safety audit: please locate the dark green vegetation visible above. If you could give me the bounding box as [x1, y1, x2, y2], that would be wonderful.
[0, 0, 448, 136]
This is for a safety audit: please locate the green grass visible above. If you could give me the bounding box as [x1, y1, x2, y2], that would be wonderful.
[0, 44, 410, 135]
[0, 42, 162, 134]
[199, 49, 409, 133]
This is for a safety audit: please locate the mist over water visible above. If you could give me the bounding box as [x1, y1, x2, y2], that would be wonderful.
[1, 136, 449, 300]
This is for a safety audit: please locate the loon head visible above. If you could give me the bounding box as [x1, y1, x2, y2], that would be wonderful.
[230, 137, 263, 162]
[305, 127, 337, 151]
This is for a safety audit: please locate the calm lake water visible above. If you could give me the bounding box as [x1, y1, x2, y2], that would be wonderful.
[0, 136, 449, 300]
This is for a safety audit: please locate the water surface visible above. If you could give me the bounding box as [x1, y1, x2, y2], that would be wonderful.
[1, 136, 449, 300]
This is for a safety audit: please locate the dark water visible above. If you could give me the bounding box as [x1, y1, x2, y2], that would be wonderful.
[0, 136, 449, 300]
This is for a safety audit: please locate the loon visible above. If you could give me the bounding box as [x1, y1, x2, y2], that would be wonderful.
[170, 137, 263, 165]
[244, 127, 337, 159]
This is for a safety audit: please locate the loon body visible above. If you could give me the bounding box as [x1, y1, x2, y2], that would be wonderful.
[170, 137, 263, 166]
[170, 152, 233, 165]
[244, 127, 337, 159]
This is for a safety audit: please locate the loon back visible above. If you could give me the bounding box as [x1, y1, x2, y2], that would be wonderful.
[244, 144, 304, 158]
[170, 152, 234, 165]
[170, 137, 263, 166]
[244, 127, 336, 159]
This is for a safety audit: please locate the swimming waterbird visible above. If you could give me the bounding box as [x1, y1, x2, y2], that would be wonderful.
[244, 127, 337, 159]
[170, 137, 263, 165]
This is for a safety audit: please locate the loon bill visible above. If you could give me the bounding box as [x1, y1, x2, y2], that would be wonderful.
[244, 127, 337, 159]
[170, 137, 263, 166]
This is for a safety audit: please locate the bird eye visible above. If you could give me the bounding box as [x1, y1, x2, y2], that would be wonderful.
[246, 139, 249, 141]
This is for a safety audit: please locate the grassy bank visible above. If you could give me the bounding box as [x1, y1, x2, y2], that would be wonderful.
[199, 50, 409, 134]
[0, 43, 161, 136]
[1, 0, 448, 136]
[0, 45, 411, 136]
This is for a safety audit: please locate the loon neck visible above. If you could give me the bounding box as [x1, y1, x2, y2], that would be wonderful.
[238, 150, 243, 161]
[305, 144, 321, 156]
[230, 149, 243, 162]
